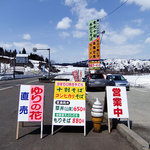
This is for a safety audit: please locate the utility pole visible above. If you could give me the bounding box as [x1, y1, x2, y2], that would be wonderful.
[33, 47, 51, 79]
[13, 55, 16, 79]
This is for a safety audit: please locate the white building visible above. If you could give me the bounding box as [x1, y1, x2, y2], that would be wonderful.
[16, 54, 28, 64]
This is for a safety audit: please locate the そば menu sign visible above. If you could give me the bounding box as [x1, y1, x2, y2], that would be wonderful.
[106, 86, 129, 119]
[17, 85, 44, 122]
[52, 81, 86, 136]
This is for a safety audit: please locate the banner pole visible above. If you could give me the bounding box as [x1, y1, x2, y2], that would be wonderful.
[16, 121, 19, 139]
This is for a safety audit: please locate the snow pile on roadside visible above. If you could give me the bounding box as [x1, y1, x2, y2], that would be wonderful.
[55, 65, 150, 89]
[124, 75, 150, 89]
[54, 65, 87, 81]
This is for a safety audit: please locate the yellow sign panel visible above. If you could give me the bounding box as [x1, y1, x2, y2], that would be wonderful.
[54, 81, 86, 100]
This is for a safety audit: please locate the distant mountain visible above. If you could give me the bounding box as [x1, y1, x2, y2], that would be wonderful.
[101, 59, 150, 74]
[56, 59, 150, 74]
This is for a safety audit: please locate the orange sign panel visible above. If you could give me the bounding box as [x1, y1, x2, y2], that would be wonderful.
[89, 37, 100, 61]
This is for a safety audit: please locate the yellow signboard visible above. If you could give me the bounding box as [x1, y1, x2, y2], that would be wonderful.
[54, 81, 86, 100]
[52, 81, 86, 136]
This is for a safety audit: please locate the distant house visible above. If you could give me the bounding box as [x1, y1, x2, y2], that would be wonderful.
[16, 54, 28, 64]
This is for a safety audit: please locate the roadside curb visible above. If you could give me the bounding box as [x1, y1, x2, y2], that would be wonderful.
[86, 94, 150, 150]
[117, 124, 149, 150]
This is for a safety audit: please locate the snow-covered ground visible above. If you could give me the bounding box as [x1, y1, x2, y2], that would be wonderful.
[124, 74, 150, 89]
[0, 59, 42, 80]
[54, 65, 150, 89]
[0, 59, 150, 90]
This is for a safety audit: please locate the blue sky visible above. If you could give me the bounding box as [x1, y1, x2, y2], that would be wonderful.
[0, 0, 150, 63]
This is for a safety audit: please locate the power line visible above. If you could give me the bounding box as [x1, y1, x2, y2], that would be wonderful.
[101, 0, 128, 20]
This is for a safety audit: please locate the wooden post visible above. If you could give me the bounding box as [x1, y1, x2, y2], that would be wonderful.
[16, 121, 19, 139]
[108, 118, 111, 133]
[21, 122, 24, 127]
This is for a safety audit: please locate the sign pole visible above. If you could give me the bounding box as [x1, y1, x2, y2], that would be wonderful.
[16, 121, 19, 139]
[108, 118, 111, 133]
[84, 125, 86, 136]
[40, 121, 43, 139]
[21, 122, 24, 127]
[84, 105, 86, 136]
[127, 118, 130, 128]
[51, 125, 54, 135]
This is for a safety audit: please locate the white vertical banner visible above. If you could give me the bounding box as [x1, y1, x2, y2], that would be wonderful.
[106, 86, 129, 119]
[18, 85, 30, 121]
[16, 85, 44, 139]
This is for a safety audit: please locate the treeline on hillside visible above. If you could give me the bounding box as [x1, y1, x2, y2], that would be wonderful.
[0, 47, 17, 57]
[0, 47, 46, 61]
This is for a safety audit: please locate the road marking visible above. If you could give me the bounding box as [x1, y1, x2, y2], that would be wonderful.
[26, 79, 38, 84]
[0, 79, 38, 91]
[0, 86, 14, 91]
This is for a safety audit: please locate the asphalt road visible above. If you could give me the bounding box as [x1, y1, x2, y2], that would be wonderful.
[0, 78, 39, 90]
[87, 87, 150, 143]
[0, 78, 135, 150]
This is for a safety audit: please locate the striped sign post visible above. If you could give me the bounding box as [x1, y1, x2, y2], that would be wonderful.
[89, 19, 100, 70]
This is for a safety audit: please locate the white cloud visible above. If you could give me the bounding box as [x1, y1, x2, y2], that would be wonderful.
[83, 48, 88, 56]
[107, 31, 127, 45]
[145, 37, 150, 44]
[72, 30, 86, 38]
[65, 0, 85, 6]
[13, 42, 30, 49]
[103, 26, 143, 45]
[123, 27, 144, 37]
[121, 0, 150, 11]
[56, 17, 72, 29]
[132, 19, 143, 26]
[65, 0, 107, 30]
[23, 34, 31, 40]
[0, 42, 13, 49]
[0, 42, 56, 56]
[101, 24, 145, 58]
[40, 0, 47, 2]
[59, 31, 70, 38]
[102, 44, 142, 58]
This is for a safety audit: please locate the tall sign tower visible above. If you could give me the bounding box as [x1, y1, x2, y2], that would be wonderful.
[88, 19, 100, 70]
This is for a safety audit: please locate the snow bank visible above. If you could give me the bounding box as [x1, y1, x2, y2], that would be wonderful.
[125, 75, 150, 89]
[55, 65, 150, 89]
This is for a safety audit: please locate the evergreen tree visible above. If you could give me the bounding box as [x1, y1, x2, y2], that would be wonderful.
[22, 48, 26, 54]
[45, 58, 49, 63]
[0, 47, 4, 56]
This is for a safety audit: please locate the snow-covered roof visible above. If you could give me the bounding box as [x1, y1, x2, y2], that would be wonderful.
[16, 54, 28, 57]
